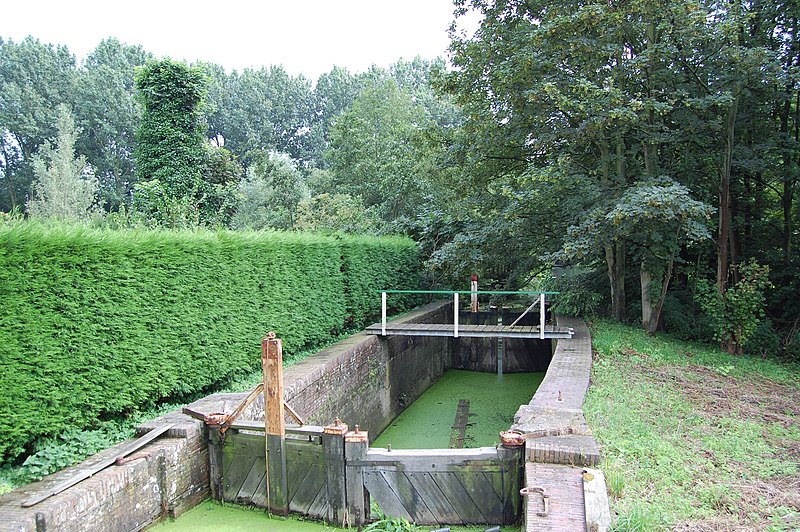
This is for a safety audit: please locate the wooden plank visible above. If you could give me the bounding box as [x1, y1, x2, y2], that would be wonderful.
[363, 470, 414, 521]
[407, 471, 461, 524]
[449, 399, 470, 449]
[22, 423, 173, 508]
[236, 458, 266, 504]
[383, 470, 437, 524]
[306, 479, 330, 519]
[222, 454, 257, 502]
[288, 462, 325, 514]
[250, 470, 268, 508]
[430, 471, 487, 524]
[454, 470, 505, 523]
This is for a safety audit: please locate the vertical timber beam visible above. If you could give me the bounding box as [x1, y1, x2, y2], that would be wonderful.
[262, 333, 288, 516]
[322, 419, 349, 526]
[344, 426, 369, 527]
[498, 433, 526, 524]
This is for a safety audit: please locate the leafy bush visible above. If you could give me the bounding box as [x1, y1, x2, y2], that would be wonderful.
[0, 223, 418, 462]
[744, 319, 782, 359]
[694, 260, 772, 355]
[661, 291, 715, 342]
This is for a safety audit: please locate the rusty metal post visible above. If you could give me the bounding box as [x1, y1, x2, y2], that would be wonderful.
[262, 333, 288, 516]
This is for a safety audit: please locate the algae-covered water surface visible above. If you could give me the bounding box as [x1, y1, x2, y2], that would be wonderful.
[373, 369, 544, 449]
[152, 500, 519, 531]
[150, 500, 338, 531]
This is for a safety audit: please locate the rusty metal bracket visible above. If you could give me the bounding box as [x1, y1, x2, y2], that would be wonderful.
[183, 382, 306, 436]
[520, 485, 549, 517]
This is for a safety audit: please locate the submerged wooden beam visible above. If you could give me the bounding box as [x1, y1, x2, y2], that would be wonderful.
[448, 399, 470, 449]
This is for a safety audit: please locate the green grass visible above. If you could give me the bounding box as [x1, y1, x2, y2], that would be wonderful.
[585, 319, 800, 530]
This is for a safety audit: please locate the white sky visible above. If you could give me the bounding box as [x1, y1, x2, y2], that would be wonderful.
[1, 0, 479, 81]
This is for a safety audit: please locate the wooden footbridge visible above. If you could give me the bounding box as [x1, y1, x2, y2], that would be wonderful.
[366, 290, 574, 340]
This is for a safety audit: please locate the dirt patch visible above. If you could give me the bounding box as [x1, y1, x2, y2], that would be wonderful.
[673, 475, 800, 531]
[646, 364, 799, 430]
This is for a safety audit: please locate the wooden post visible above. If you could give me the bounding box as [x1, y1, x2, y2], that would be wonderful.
[208, 429, 223, 500]
[498, 438, 525, 524]
[322, 419, 349, 526]
[344, 426, 369, 527]
[262, 333, 288, 516]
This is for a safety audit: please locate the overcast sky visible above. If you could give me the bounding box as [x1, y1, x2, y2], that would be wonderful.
[1, 0, 479, 81]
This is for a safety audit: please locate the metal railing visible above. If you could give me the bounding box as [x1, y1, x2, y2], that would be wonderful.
[378, 290, 559, 340]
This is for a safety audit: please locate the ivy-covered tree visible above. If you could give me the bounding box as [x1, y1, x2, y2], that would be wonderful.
[133, 58, 209, 222]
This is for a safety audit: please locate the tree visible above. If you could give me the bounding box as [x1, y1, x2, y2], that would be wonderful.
[325, 80, 434, 223]
[0, 37, 76, 211]
[26, 105, 99, 221]
[231, 151, 308, 230]
[133, 58, 209, 221]
[294, 193, 380, 234]
[563, 180, 713, 333]
[204, 65, 315, 166]
[75, 38, 151, 208]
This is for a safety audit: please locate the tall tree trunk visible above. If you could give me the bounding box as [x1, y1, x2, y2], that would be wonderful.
[640, 262, 654, 332]
[717, 91, 739, 294]
[605, 242, 626, 322]
[640, 259, 674, 335]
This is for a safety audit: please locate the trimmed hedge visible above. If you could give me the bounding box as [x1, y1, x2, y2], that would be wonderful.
[0, 224, 419, 460]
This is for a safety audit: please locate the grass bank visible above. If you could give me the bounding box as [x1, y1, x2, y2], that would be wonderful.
[584, 320, 800, 530]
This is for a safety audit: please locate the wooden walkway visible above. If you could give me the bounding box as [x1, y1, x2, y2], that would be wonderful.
[365, 323, 574, 339]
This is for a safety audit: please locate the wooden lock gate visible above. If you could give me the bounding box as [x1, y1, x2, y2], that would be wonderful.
[195, 333, 525, 527]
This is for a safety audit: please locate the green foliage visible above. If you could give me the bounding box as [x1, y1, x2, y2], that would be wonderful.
[295, 193, 381, 234]
[365, 502, 422, 532]
[26, 105, 99, 222]
[325, 80, 434, 223]
[695, 260, 773, 354]
[744, 319, 782, 359]
[0, 223, 418, 462]
[0, 37, 76, 212]
[660, 291, 714, 342]
[75, 38, 152, 207]
[231, 151, 308, 230]
[134, 59, 209, 219]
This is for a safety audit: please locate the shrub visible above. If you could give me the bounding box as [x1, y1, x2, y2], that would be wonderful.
[0, 223, 418, 461]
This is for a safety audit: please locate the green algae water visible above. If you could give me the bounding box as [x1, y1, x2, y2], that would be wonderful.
[150, 500, 338, 531]
[374, 369, 544, 449]
[152, 500, 519, 531]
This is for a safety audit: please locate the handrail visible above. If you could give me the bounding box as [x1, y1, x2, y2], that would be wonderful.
[376, 289, 559, 295]
[379, 290, 554, 340]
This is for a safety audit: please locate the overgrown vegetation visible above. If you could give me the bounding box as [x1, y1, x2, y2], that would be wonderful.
[0, 222, 418, 465]
[584, 320, 800, 530]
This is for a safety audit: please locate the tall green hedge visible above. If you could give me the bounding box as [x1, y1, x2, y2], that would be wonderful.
[0, 224, 419, 461]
